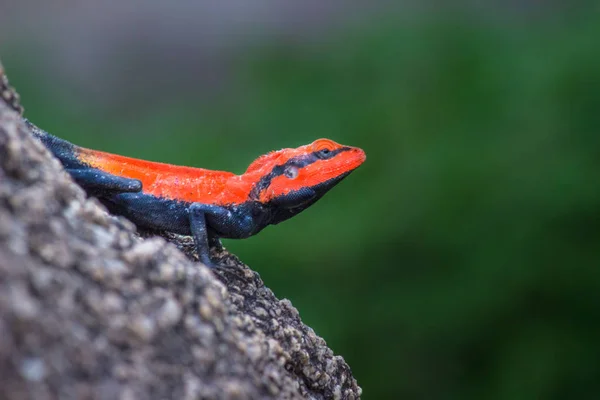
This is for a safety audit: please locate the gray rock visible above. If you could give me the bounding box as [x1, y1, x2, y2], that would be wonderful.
[0, 62, 361, 399]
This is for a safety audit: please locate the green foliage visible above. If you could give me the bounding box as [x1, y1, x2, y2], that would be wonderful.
[10, 9, 600, 399]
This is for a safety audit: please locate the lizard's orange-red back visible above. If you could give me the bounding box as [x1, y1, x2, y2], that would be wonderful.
[77, 148, 254, 205]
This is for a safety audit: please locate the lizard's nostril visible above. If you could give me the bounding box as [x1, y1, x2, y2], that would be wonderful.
[354, 148, 367, 164]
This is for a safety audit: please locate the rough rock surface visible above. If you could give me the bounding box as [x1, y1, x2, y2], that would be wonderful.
[0, 62, 361, 399]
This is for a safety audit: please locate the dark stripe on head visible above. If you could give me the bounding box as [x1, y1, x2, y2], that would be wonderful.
[249, 146, 351, 201]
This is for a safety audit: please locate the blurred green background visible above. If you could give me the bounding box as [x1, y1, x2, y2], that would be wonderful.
[3, 3, 600, 398]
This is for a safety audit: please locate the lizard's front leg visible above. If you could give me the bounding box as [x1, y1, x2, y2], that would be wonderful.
[188, 203, 251, 268]
[67, 168, 142, 197]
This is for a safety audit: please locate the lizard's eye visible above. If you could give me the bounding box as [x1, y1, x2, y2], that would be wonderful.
[284, 165, 299, 179]
[316, 147, 335, 159]
[312, 139, 337, 159]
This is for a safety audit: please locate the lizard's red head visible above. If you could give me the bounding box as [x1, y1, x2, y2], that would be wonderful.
[245, 139, 365, 218]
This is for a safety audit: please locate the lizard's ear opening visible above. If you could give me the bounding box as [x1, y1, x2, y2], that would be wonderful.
[283, 165, 299, 179]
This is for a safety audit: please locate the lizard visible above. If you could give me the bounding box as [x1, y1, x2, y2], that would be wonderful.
[1, 59, 366, 267]
[26, 122, 366, 267]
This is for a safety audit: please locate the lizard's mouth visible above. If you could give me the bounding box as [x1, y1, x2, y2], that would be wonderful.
[312, 170, 353, 198]
[317, 146, 366, 181]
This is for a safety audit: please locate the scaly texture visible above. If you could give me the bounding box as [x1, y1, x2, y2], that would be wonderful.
[164, 233, 361, 399]
[0, 69, 361, 399]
